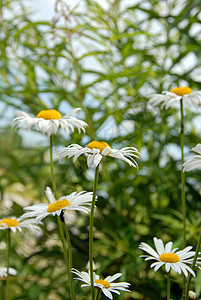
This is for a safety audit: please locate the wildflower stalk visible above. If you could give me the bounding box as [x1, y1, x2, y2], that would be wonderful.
[49, 136, 74, 300]
[49, 136, 57, 198]
[89, 165, 99, 300]
[180, 98, 186, 248]
[167, 271, 171, 300]
[180, 98, 187, 296]
[63, 223, 75, 300]
[57, 216, 69, 268]
[6, 228, 10, 300]
[96, 289, 101, 300]
[184, 228, 201, 300]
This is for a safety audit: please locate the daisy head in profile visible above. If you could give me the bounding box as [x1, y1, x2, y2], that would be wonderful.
[21, 187, 94, 224]
[183, 144, 201, 172]
[71, 268, 130, 299]
[139, 237, 198, 277]
[148, 86, 201, 109]
[12, 108, 88, 137]
[0, 217, 40, 233]
[57, 140, 140, 168]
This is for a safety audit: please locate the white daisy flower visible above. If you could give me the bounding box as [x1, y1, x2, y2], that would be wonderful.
[71, 268, 130, 300]
[139, 237, 198, 277]
[86, 260, 98, 271]
[0, 267, 17, 277]
[188, 291, 197, 300]
[148, 86, 201, 109]
[21, 187, 94, 224]
[12, 108, 88, 137]
[57, 140, 140, 168]
[0, 217, 41, 233]
[183, 144, 201, 172]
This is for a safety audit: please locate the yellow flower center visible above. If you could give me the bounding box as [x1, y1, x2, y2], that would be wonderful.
[0, 218, 19, 227]
[36, 109, 62, 120]
[170, 87, 192, 96]
[47, 199, 71, 213]
[87, 141, 111, 154]
[159, 253, 180, 263]
[95, 279, 110, 289]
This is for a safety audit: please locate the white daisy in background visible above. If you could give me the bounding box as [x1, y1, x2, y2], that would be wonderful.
[139, 237, 199, 277]
[0, 267, 17, 277]
[12, 108, 88, 137]
[57, 140, 140, 168]
[183, 144, 201, 172]
[148, 86, 201, 109]
[0, 217, 41, 233]
[71, 268, 130, 299]
[188, 291, 197, 300]
[86, 260, 98, 272]
[21, 186, 94, 223]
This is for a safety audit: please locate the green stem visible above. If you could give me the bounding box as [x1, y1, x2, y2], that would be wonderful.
[0, 280, 2, 300]
[167, 271, 171, 300]
[63, 222, 75, 300]
[185, 228, 201, 300]
[6, 229, 10, 300]
[49, 136, 72, 299]
[180, 98, 186, 248]
[49, 135, 57, 197]
[89, 165, 99, 300]
[180, 98, 187, 297]
[57, 216, 69, 268]
[96, 289, 101, 300]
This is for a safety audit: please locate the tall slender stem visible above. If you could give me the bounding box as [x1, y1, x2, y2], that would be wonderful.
[57, 216, 69, 268]
[167, 271, 171, 300]
[49, 136, 74, 299]
[180, 98, 187, 297]
[89, 165, 99, 300]
[6, 229, 10, 300]
[180, 98, 186, 248]
[49, 136, 57, 197]
[185, 228, 201, 300]
[96, 289, 101, 300]
[63, 223, 75, 300]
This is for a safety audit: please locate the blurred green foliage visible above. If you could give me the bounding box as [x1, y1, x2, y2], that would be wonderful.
[1, 0, 201, 299]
